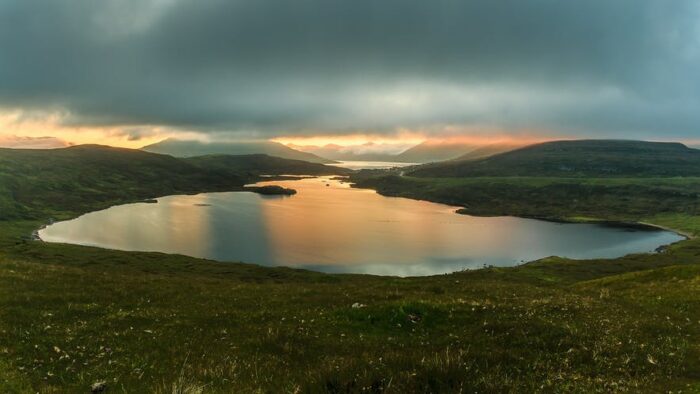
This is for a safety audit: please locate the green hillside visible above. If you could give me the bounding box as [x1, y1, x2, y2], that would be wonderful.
[410, 140, 700, 177]
[0, 143, 698, 392]
[0, 145, 346, 221]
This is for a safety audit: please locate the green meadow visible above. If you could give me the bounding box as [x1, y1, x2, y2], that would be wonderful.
[0, 146, 699, 392]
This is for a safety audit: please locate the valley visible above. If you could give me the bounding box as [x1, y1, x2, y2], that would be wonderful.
[0, 141, 699, 392]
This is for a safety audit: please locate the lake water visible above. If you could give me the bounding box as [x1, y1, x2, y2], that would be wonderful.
[39, 176, 684, 276]
[328, 161, 417, 170]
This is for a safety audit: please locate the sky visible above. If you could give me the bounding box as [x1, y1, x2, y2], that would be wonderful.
[1, 0, 699, 148]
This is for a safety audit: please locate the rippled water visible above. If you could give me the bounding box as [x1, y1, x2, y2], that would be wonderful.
[40, 176, 684, 276]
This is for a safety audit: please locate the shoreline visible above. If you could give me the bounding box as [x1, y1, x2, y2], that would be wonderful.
[511, 214, 691, 240]
[32, 176, 692, 277]
[453, 210, 692, 249]
[347, 180, 693, 242]
[30, 226, 44, 242]
[637, 221, 695, 240]
[346, 181, 693, 254]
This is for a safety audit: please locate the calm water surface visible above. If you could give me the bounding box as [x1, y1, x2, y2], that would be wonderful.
[40, 177, 684, 276]
[328, 161, 417, 170]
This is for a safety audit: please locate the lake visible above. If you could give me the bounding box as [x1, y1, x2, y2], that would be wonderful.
[327, 161, 418, 170]
[39, 176, 684, 276]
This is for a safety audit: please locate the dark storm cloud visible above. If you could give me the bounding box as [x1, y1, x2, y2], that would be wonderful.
[0, 0, 699, 138]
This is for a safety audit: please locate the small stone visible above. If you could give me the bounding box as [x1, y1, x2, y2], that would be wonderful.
[91, 381, 107, 393]
[407, 314, 422, 323]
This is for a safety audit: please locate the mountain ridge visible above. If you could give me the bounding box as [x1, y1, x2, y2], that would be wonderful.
[142, 138, 334, 164]
[408, 139, 700, 177]
[394, 141, 479, 163]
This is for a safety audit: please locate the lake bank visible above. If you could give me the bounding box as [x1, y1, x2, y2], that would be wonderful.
[3, 214, 699, 392]
[2, 174, 699, 391]
[38, 176, 684, 276]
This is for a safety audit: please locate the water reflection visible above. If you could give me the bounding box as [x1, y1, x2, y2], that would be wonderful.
[327, 161, 417, 170]
[40, 177, 684, 276]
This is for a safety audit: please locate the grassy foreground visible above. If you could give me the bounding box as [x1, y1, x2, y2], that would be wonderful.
[0, 164, 699, 391]
[1, 220, 699, 393]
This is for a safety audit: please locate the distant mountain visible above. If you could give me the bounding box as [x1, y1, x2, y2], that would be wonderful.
[142, 138, 333, 164]
[409, 140, 700, 177]
[287, 140, 521, 164]
[291, 143, 406, 162]
[452, 143, 526, 161]
[404, 142, 525, 175]
[186, 154, 351, 176]
[394, 141, 479, 163]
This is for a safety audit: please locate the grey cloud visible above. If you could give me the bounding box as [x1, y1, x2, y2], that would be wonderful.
[0, 0, 699, 138]
[0, 135, 69, 149]
[114, 127, 160, 141]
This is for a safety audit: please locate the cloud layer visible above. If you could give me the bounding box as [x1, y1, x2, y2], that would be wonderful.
[1, 0, 699, 139]
[0, 135, 68, 149]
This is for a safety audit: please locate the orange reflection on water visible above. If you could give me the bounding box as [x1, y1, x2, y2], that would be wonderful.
[156, 193, 213, 257]
[39, 176, 685, 276]
[256, 177, 514, 269]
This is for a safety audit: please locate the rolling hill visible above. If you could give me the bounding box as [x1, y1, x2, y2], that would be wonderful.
[142, 138, 333, 163]
[0, 145, 347, 220]
[409, 140, 700, 177]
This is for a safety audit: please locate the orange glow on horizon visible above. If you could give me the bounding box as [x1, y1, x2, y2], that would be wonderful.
[13, 108, 691, 151]
[272, 133, 426, 148]
[0, 110, 200, 149]
[273, 130, 555, 148]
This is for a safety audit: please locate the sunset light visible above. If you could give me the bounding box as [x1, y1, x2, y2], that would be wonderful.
[2, 1, 699, 391]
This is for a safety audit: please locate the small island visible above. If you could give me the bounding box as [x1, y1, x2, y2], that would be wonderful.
[245, 185, 297, 196]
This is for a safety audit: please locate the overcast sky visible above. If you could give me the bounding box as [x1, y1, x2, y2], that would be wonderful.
[1, 0, 699, 145]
